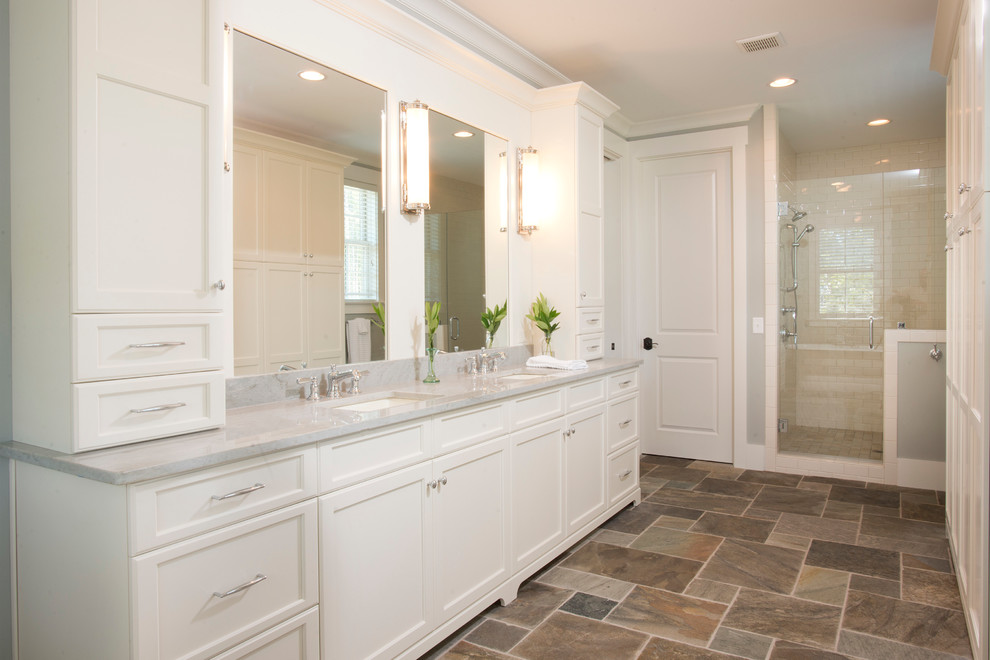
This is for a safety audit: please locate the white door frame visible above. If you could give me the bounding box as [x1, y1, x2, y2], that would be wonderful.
[629, 126, 751, 467]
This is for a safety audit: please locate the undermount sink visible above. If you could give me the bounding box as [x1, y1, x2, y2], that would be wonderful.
[324, 391, 444, 413]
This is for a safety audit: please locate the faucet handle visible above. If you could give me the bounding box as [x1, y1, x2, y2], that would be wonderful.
[328, 363, 338, 376]
[296, 376, 321, 401]
[351, 370, 364, 395]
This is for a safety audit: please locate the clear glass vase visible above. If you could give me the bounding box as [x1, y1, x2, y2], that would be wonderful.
[424, 346, 440, 383]
[541, 336, 554, 357]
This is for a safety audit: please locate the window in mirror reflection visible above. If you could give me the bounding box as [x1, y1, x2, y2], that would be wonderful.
[230, 30, 387, 375]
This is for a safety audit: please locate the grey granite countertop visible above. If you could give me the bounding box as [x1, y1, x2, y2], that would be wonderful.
[0, 359, 641, 486]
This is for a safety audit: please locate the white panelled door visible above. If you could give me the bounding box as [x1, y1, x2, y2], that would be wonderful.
[638, 151, 733, 462]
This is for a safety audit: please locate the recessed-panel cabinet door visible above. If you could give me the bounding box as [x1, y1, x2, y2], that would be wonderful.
[264, 153, 307, 265]
[564, 405, 606, 534]
[433, 437, 510, 621]
[306, 267, 345, 367]
[510, 421, 565, 571]
[321, 464, 435, 660]
[307, 163, 345, 266]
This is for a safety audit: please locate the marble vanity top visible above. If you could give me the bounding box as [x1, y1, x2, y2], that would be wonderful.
[0, 359, 641, 485]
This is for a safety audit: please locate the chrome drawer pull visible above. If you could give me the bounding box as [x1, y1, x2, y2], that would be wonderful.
[212, 482, 266, 501]
[128, 341, 186, 349]
[619, 469, 632, 479]
[129, 402, 186, 414]
[619, 380, 632, 386]
[619, 419, 632, 428]
[587, 318, 600, 324]
[588, 345, 600, 351]
[213, 573, 267, 599]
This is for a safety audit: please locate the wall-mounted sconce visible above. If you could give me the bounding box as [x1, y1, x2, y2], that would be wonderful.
[517, 146, 539, 235]
[499, 151, 508, 232]
[400, 100, 430, 214]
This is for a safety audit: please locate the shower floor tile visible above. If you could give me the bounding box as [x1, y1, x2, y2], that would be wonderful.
[777, 425, 883, 461]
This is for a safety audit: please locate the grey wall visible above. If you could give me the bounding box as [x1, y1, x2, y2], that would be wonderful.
[1, 0, 14, 654]
[746, 108, 766, 445]
[897, 342, 947, 461]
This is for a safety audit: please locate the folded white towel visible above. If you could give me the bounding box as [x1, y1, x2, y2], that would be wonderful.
[346, 318, 372, 362]
[526, 355, 589, 370]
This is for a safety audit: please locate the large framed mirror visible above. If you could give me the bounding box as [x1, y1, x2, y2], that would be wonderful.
[231, 31, 388, 375]
[425, 110, 509, 353]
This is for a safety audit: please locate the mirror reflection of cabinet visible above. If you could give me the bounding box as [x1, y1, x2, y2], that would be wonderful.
[233, 130, 352, 374]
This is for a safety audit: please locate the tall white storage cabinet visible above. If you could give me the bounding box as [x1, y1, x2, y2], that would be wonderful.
[531, 84, 618, 361]
[941, 0, 990, 657]
[10, 0, 226, 452]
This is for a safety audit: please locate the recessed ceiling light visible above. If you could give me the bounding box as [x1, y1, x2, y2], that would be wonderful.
[298, 70, 325, 82]
[769, 77, 796, 88]
[867, 118, 891, 126]
[453, 130, 474, 138]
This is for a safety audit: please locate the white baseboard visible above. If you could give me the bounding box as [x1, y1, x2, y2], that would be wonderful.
[897, 458, 946, 490]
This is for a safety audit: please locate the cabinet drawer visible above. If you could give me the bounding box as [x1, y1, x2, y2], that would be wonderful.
[73, 314, 223, 381]
[607, 395, 639, 452]
[577, 308, 604, 334]
[566, 377, 606, 410]
[608, 442, 640, 506]
[212, 607, 319, 660]
[576, 333, 605, 361]
[320, 421, 431, 492]
[510, 388, 565, 430]
[435, 402, 506, 454]
[72, 371, 225, 452]
[129, 447, 318, 554]
[132, 501, 318, 660]
[608, 369, 639, 397]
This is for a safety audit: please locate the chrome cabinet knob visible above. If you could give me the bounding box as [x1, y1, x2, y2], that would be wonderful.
[213, 279, 226, 291]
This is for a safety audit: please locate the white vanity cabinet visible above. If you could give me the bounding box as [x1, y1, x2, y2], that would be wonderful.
[10, 0, 226, 452]
[9, 366, 641, 660]
[531, 86, 618, 360]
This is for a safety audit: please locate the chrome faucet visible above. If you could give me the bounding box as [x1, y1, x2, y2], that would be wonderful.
[476, 348, 507, 375]
[279, 362, 307, 371]
[296, 376, 321, 401]
[327, 364, 355, 399]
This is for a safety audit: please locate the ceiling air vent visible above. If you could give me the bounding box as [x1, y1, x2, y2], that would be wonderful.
[736, 32, 785, 54]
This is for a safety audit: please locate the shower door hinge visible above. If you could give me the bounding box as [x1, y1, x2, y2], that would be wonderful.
[778, 418, 789, 433]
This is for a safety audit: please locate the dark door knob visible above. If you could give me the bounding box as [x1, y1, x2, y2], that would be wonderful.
[643, 337, 655, 350]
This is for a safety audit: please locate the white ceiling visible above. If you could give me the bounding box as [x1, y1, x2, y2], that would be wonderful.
[416, 0, 947, 153]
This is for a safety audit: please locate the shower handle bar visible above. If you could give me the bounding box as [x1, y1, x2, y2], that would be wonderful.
[868, 315, 875, 350]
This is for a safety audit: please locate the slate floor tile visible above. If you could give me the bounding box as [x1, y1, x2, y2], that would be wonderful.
[629, 526, 723, 561]
[805, 539, 901, 580]
[766, 532, 812, 551]
[442, 641, 516, 659]
[593, 529, 637, 546]
[860, 513, 946, 543]
[560, 541, 702, 592]
[602, 502, 666, 534]
[822, 500, 863, 522]
[793, 565, 849, 605]
[647, 488, 751, 515]
[843, 591, 972, 656]
[637, 637, 738, 659]
[684, 579, 739, 604]
[643, 455, 694, 467]
[559, 592, 618, 620]
[751, 485, 827, 516]
[606, 585, 726, 645]
[770, 641, 853, 659]
[901, 501, 946, 524]
[709, 627, 773, 659]
[902, 568, 964, 610]
[654, 515, 697, 531]
[693, 477, 763, 499]
[903, 554, 953, 574]
[690, 511, 775, 543]
[773, 512, 859, 544]
[848, 574, 901, 599]
[648, 465, 712, 485]
[512, 612, 647, 660]
[857, 533, 950, 560]
[464, 620, 529, 653]
[721, 589, 842, 649]
[698, 538, 805, 594]
[535, 566, 635, 601]
[829, 485, 900, 508]
[486, 581, 572, 628]
[689, 460, 745, 478]
[836, 629, 969, 660]
[737, 470, 803, 487]
[801, 475, 867, 488]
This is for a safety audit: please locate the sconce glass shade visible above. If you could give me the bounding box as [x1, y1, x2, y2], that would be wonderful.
[517, 146, 539, 234]
[401, 100, 430, 213]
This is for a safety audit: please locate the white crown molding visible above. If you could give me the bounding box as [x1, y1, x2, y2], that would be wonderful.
[533, 82, 620, 119]
[616, 104, 761, 139]
[313, 0, 541, 109]
[382, 0, 573, 89]
[930, 0, 963, 76]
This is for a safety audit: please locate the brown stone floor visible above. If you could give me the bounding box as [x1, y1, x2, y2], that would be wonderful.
[777, 425, 884, 461]
[424, 454, 970, 660]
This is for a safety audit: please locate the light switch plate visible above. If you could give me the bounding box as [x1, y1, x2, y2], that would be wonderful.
[753, 317, 764, 334]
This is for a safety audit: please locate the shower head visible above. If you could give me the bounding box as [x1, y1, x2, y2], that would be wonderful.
[794, 224, 815, 245]
[791, 210, 808, 221]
